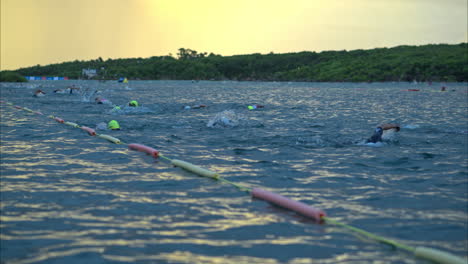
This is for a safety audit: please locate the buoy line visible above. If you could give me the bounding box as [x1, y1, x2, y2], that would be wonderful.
[0, 99, 465, 264]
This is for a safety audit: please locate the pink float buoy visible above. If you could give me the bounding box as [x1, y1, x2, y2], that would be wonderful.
[81, 126, 96, 136]
[128, 143, 159, 158]
[54, 117, 64, 123]
[252, 188, 325, 221]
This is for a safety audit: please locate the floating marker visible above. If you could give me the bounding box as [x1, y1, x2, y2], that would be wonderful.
[128, 143, 159, 158]
[54, 117, 64, 123]
[252, 188, 325, 221]
[14, 106, 22, 109]
[64, 121, 79, 127]
[97, 134, 121, 144]
[414, 247, 466, 264]
[171, 159, 219, 179]
[81, 126, 96, 136]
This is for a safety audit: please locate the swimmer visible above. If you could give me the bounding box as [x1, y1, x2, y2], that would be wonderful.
[33, 89, 46, 97]
[366, 123, 400, 143]
[67, 85, 80, 94]
[441, 86, 446, 91]
[54, 85, 80, 94]
[107, 120, 120, 130]
[184, 104, 207, 110]
[128, 100, 139, 107]
[111, 106, 121, 112]
[247, 104, 264, 110]
[95, 97, 110, 104]
[207, 110, 240, 128]
[53, 89, 67, 94]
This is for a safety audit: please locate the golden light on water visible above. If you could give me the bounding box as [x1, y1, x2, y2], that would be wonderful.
[1, 0, 467, 70]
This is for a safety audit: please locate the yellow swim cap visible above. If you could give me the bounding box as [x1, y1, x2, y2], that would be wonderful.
[108, 120, 120, 130]
[129, 100, 139, 107]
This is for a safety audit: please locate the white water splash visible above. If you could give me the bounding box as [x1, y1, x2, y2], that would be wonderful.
[80, 87, 101, 102]
[110, 106, 154, 114]
[207, 110, 242, 128]
[403, 124, 420, 129]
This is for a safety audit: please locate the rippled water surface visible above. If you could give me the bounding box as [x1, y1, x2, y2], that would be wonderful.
[1, 80, 467, 264]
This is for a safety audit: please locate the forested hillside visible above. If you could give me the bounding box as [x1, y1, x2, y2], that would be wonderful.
[9, 43, 468, 82]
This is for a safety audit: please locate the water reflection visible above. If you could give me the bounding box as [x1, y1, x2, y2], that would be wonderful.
[1, 81, 467, 263]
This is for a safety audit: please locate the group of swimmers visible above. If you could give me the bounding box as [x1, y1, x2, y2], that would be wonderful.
[96, 100, 141, 130]
[33, 87, 140, 131]
[34, 85, 81, 97]
[33, 87, 400, 144]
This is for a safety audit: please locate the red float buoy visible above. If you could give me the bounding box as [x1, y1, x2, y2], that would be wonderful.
[128, 143, 159, 158]
[252, 188, 325, 221]
[81, 126, 96, 136]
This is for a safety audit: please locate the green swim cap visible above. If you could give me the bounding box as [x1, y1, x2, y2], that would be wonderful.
[112, 106, 121, 111]
[108, 120, 120, 130]
[129, 100, 139, 107]
[247, 105, 254, 110]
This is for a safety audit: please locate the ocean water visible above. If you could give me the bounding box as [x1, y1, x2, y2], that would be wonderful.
[0, 80, 467, 264]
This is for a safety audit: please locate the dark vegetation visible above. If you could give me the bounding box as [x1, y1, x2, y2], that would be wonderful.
[6, 43, 468, 82]
[0, 71, 28, 82]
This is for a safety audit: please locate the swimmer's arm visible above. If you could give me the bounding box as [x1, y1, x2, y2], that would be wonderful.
[380, 123, 400, 131]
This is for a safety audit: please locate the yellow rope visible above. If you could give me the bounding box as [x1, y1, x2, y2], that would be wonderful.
[158, 154, 172, 162]
[322, 216, 415, 252]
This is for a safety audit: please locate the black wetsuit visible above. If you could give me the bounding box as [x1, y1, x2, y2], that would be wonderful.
[366, 127, 384, 143]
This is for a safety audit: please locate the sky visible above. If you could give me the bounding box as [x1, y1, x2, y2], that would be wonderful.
[1, 0, 467, 70]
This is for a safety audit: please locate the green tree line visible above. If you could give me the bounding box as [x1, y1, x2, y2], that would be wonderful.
[6, 43, 468, 82]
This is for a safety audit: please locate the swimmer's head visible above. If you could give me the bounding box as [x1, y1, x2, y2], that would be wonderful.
[367, 127, 384, 143]
[129, 100, 139, 107]
[248, 105, 254, 110]
[108, 120, 120, 130]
